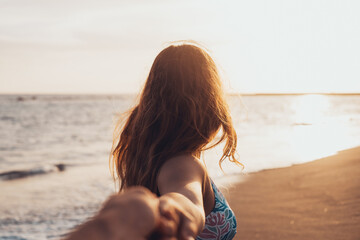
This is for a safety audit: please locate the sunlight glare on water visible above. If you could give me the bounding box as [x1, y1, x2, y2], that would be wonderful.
[292, 94, 330, 125]
[290, 95, 355, 163]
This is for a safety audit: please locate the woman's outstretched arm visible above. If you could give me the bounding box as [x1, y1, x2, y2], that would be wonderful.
[157, 154, 207, 240]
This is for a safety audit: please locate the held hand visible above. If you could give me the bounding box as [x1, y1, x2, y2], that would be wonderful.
[159, 194, 201, 240]
[65, 187, 178, 240]
[99, 187, 179, 240]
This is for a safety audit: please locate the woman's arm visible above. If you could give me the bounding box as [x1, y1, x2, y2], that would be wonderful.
[157, 155, 207, 240]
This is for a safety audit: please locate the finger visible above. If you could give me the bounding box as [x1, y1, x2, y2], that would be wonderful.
[179, 218, 197, 240]
[159, 199, 180, 224]
[157, 216, 178, 236]
[157, 200, 180, 238]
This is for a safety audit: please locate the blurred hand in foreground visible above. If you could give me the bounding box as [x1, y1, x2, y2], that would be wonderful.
[64, 187, 179, 240]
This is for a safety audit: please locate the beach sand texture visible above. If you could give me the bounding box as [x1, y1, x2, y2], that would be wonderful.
[226, 147, 360, 240]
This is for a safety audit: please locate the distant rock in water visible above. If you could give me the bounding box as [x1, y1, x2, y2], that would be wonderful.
[0, 170, 41, 180]
[55, 163, 66, 171]
[0, 116, 15, 122]
[16, 96, 25, 101]
[0, 164, 67, 181]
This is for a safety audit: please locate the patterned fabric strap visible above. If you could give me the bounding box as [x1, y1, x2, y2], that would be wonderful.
[196, 180, 237, 240]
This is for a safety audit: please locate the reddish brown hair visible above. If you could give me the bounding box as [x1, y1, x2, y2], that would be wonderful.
[111, 43, 240, 192]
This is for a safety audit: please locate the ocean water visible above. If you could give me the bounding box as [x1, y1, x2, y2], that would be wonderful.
[1, 94, 360, 239]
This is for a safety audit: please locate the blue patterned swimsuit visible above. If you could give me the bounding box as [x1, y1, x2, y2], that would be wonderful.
[196, 180, 237, 240]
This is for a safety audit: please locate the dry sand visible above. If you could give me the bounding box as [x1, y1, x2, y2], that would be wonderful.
[225, 147, 360, 240]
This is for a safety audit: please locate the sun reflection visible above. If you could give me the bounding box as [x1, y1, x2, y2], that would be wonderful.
[290, 94, 353, 163]
[291, 94, 330, 125]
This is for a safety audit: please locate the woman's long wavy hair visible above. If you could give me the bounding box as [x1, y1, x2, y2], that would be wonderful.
[110, 43, 241, 193]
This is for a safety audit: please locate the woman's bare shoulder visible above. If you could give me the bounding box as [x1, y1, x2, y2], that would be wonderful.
[164, 154, 206, 169]
[159, 154, 205, 181]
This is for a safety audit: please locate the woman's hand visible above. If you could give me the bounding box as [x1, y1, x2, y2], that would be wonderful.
[65, 187, 178, 240]
[159, 193, 203, 240]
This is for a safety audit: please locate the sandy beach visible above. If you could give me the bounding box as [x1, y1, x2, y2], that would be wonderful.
[225, 147, 360, 240]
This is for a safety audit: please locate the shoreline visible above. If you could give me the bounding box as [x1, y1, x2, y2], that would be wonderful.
[225, 146, 360, 240]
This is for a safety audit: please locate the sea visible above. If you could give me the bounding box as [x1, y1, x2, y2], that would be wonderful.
[1, 94, 360, 239]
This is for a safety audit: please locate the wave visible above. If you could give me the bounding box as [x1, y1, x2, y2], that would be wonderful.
[1, 94, 136, 102]
[0, 164, 66, 181]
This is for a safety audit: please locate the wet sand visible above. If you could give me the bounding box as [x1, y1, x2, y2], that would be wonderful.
[226, 147, 360, 240]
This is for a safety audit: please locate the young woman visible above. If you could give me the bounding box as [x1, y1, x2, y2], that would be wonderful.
[65, 43, 240, 240]
[111, 43, 240, 239]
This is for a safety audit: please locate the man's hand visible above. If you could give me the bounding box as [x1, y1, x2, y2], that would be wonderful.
[65, 187, 178, 240]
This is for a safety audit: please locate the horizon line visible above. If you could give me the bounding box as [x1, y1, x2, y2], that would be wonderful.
[1, 92, 360, 96]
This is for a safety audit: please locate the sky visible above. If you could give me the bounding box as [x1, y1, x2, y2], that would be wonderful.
[0, 0, 359, 94]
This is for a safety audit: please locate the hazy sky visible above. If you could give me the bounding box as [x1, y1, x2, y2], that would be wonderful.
[0, 0, 359, 94]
